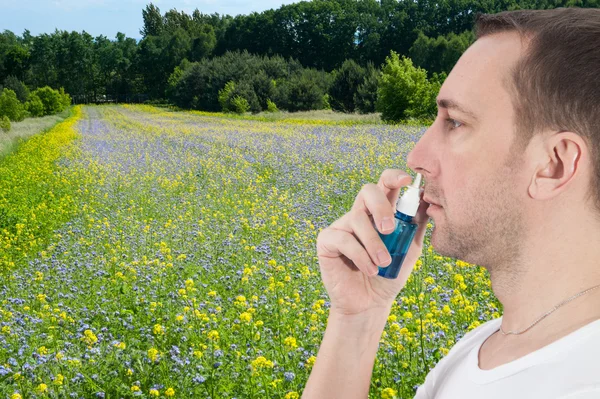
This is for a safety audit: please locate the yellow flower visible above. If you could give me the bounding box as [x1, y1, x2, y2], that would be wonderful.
[36, 383, 48, 394]
[284, 336, 297, 351]
[131, 385, 140, 392]
[53, 374, 64, 385]
[240, 312, 252, 323]
[153, 324, 165, 335]
[114, 341, 126, 350]
[81, 329, 98, 345]
[305, 355, 317, 369]
[11, 393, 22, 399]
[403, 311, 413, 319]
[381, 387, 397, 399]
[38, 346, 48, 355]
[148, 347, 159, 362]
[285, 392, 299, 399]
[251, 356, 274, 375]
[149, 389, 160, 397]
[165, 387, 175, 397]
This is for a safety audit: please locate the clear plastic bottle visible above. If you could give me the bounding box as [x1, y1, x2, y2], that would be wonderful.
[377, 173, 422, 279]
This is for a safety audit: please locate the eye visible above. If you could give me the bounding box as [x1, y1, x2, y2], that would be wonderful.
[445, 118, 463, 130]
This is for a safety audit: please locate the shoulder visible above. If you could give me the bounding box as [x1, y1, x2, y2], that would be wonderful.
[451, 317, 502, 348]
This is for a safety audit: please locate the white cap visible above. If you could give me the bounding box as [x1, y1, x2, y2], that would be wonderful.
[396, 173, 422, 217]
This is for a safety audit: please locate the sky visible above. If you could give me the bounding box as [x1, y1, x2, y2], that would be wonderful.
[0, 0, 299, 40]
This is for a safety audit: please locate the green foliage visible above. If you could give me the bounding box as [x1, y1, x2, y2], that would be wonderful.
[266, 99, 278, 113]
[30, 86, 69, 116]
[0, 88, 26, 122]
[354, 62, 379, 114]
[409, 30, 476, 75]
[218, 80, 258, 114]
[230, 95, 250, 114]
[25, 93, 44, 117]
[0, 115, 10, 132]
[274, 68, 332, 112]
[218, 81, 237, 112]
[2, 76, 29, 103]
[322, 93, 332, 110]
[329, 59, 367, 113]
[59, 87, 71, 108]
[171, 51, 330, 114]
[376, 51, 439, 123]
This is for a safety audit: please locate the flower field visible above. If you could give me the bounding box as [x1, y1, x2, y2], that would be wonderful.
[0, 105, 501, 399]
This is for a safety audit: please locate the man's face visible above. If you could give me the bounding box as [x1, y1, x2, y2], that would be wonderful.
[407, 32, 530, 268]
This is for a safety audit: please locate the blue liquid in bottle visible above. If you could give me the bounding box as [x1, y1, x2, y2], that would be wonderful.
[377, 211, 417, 279]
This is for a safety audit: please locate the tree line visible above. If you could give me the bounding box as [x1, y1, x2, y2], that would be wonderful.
[0, 0, 596, 120]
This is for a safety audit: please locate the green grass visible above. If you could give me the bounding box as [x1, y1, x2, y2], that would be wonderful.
[0, 108, 72, 159]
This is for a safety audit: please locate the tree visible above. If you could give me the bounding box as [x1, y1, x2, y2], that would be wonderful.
[141, 3, 164, 38]
[354, 62, 379, 114]
[409, 30, 475, 75]
[376, 51, 438, 122]
[329, 59, 366, 113]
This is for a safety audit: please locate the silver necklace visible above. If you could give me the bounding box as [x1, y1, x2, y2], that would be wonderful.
[499, 283, 600, 336]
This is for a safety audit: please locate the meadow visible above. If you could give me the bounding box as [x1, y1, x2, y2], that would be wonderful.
[0, 105, 501, 399]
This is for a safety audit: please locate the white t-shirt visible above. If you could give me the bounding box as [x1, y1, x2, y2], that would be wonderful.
[413, 316, 600, 399]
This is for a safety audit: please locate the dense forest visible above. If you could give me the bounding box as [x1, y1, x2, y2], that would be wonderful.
[0, 0, 597, 117]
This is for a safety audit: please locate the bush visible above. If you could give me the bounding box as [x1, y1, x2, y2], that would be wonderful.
[266, 99, 278, 113]
[376, 51, 438, 123]
[354, 62, 379, 114]
[170, 50, 333, 113]
[218, 81, 236, 112]
[274, 69, 331, 112]
[25, 93, 45, 117]
[329, 59, 366, 113]
[218, 80, 260, 114]
[0, 115, 10, 133]
[31, 86, 68, 116]
[230, 95, 250, 114]
[59, 87, 72, 109]
[0, 89, 26, 122]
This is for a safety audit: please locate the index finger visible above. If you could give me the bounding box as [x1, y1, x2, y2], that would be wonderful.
[377, 169, 413, 206]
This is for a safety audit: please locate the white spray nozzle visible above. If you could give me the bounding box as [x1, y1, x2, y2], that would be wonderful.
[396, 173, 422, 217]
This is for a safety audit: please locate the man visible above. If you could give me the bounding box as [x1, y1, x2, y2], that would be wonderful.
[302, 8, 600, 399]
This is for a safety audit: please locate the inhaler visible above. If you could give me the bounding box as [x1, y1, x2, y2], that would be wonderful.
[377, 173, 422, 279]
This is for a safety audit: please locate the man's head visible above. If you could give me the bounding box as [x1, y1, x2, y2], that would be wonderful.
[407, 8, 600, 270]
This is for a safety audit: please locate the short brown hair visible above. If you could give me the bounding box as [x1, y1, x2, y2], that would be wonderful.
[475, 8, 600, 213]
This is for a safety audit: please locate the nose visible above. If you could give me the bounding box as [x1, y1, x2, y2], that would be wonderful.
[406, 124, 438, 178]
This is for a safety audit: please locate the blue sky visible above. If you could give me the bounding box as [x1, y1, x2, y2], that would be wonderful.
[0, 0, 298, 40]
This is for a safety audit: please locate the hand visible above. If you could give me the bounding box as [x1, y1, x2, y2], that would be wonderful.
[316, 169, 430, 316]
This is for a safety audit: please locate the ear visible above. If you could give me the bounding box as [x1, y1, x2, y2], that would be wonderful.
[528, 132, 583, 200]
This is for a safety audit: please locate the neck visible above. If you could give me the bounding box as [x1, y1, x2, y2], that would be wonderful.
[488, 216, 600, 337]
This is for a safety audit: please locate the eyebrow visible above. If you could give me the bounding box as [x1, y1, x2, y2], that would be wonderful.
[437, 98, 478, 121]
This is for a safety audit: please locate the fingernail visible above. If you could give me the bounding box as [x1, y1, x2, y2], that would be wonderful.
[377, 250, 391, 265]
[381, 217, 395, 232]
